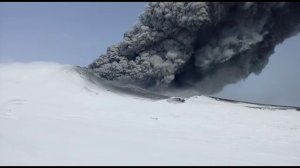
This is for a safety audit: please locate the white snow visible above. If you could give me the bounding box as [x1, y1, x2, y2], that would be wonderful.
[0, 62, 299, 166]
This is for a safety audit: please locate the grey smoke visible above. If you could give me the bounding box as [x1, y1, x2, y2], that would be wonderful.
[88, 2, 300, 96]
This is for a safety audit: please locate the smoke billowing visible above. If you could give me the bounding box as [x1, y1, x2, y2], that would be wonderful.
[88, 2, 300, 96]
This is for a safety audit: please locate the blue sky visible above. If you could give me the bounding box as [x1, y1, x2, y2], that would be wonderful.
[0, 2, 299, 106]
[0, 2, 146, 65]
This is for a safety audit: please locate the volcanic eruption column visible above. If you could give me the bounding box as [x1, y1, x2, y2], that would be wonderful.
[88, 2, 300, 95]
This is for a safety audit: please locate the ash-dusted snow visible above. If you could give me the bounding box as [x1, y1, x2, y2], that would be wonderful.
[0, 62, 300, 165]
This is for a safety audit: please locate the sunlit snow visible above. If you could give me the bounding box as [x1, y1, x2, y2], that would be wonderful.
[0, 62, 299, 165]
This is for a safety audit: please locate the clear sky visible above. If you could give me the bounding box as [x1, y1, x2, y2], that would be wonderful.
[0, 2, 299, 106]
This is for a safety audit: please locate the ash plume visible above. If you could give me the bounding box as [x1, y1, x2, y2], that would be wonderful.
[88, 2, 300, 96]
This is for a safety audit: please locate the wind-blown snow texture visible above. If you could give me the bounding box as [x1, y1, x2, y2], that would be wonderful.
[89, 2, 300, 95]
[1, 62, 300, 165]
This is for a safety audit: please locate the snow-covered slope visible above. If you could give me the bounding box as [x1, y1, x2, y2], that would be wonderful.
[0, 62, 299, 166]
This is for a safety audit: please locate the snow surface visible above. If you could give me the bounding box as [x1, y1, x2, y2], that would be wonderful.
[0, 62, 299, 166]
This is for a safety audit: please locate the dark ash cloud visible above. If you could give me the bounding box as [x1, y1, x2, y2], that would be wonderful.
[88, 2, 300, 96]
